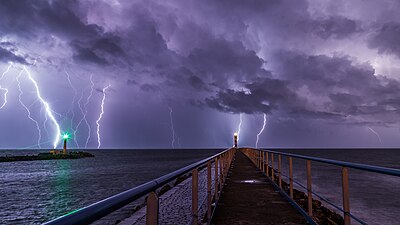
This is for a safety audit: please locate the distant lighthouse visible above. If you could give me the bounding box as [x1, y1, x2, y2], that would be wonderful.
[62, 133, 70, 154]
[234, 133, 238, 148]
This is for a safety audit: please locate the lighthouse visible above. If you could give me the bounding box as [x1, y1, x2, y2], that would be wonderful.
[233, 133, 238, 148]
[62, 133, 70, 154]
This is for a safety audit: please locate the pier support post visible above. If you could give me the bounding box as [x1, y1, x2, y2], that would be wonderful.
[289, 157, 293, 199]
[146, 192, 159, 225]
[278, 155, 282, 188]
[207, 161, 212, 223]
[192, 168, 198, 225]
[306, 160, 313, 216]
[342, 167, 351, 225]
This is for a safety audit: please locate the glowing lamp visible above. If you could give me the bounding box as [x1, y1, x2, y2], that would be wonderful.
[62, 133, 70, 140]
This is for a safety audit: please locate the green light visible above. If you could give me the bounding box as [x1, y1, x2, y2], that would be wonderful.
[62, 132, 70, 140]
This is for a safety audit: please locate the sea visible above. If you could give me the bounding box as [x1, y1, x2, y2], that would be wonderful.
[0, 148, 399, 225]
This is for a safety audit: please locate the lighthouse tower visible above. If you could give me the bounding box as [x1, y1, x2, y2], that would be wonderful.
[233, 133, 238, 148]
[62, 133, 70, 154]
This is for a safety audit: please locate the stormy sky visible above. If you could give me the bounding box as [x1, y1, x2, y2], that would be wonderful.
[1, 0, 400, 149]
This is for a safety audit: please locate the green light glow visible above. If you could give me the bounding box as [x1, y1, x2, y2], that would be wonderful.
[62, 132, 70, 140]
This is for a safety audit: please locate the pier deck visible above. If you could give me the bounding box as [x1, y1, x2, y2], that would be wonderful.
[212, 151, 307, 225]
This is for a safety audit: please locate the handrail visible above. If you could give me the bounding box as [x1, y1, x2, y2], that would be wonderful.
[43, 148, 232, 225]
[243, 148, 400, 225]
[261, 149, 400, 177]
[242, 148, 400, 225]
[279, 172, 368, 225]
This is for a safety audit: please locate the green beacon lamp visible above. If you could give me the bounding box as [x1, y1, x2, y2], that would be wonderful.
[62, 132, 71, 154]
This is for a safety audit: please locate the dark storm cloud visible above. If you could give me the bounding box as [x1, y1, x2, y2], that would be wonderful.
[207, 50, 400, 124]
[368, 22, 400, 58]
[275, 51, 378, 92]
[186, 39, 263, 81]
[0, 0, 128, 66]
[0, 46, 28, 64]
[188, 75, 207, 90]
[312, 16, 360, 39]
[206, 77, 298, 114]
[71, 42, 109, 65]
[0, 0, 99, 38]
[71, 34, 126, 65]
[277, 51, 400, 121]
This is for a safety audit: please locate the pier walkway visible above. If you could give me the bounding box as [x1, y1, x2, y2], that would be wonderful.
[212, 151, 307, 225]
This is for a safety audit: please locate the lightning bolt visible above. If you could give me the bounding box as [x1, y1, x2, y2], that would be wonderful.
[73, 90, 85, 148]
[256, 113, 267, 149]
[367, 127, 383, 145]
[0, 63, 12, 109]
[74, 75, 94, 148]
[64, 70, 78, 146]
[83, 75, 94, 148]
[96, 84, 111, 149]
[169, 106, 176, 148]
[23, 66, 61, 149]
[236, 113, 243, 141]
[16, 70, 42, 148]
[43, 111, 50, 140]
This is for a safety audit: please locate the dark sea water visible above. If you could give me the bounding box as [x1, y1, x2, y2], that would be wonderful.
[0, 149, 223, 225]
[0, 148, 399, 225]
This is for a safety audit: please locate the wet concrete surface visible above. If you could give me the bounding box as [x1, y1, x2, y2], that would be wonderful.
[212, 151, 308, 225]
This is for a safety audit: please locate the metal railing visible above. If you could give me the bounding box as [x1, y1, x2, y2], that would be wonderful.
[241, 148, 400, 225]
[43, 148, 236, 225]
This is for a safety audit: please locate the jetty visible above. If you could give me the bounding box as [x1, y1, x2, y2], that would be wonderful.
[0, 151, 94, 162]
[43, 146, 400, 225]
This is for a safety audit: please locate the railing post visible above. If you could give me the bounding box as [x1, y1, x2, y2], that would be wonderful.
[215, 157, 219, 199]
[146, 192, 159, 225]
[289, 157, 293, 199]
[306, 160, 312, 216]
[263, 152, 267, 174]
[271, 153, 275, 181]
[192, 168, 198, 225]
[219, 155, 223, 190]
[207, 161, 212, 223]
[262, 151, 265, 173]
[266, 152, 269, 177]
[225, 153, 228, 177]
[278, 154, 282, 188]
[342, 167, 351, 225]
[220, 155, 223, 181]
